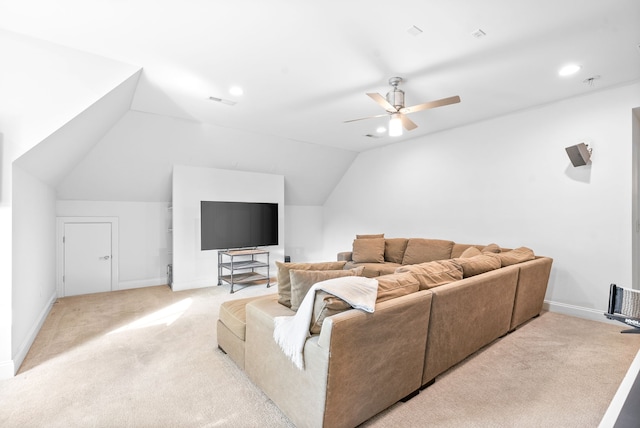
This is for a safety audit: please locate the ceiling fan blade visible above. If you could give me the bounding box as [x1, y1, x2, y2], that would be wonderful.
[344, 113, 388, 123]
[400, 114, 418, 131]
[367, 93, 397, 112]
[400, 95, 461, 114]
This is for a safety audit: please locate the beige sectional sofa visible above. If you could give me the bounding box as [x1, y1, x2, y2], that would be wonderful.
[216, 235, 553, 428]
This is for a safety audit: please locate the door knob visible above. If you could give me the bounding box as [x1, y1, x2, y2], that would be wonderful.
[100, 255, 111, 260]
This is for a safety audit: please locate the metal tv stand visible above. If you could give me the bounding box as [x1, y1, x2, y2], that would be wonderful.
[217, 248, 271, 294]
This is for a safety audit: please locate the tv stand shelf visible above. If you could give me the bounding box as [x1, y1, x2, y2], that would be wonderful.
[218, 249, 271, 294]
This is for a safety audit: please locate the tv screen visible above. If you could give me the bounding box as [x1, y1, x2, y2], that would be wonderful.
[200, 201, 278, 250]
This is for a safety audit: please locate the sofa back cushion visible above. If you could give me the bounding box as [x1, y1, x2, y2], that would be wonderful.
[308, 271, 419, 335]
[276, 261, 347, 308]
[401, 238, 455, 265]
[450, 243, 501, 258]
[384, 238, 409, 264]
[309, 291, 352, 335]
[497, 247, 535, 266]
[395, 259, 463, 290]
[454, 253, 501, 278]
[375, 272, 420, 302]
[352, 238, 385, 263]
[459, 246, 482, 258]
[356, 233, 384, 239]
[289, 267, 363, 311]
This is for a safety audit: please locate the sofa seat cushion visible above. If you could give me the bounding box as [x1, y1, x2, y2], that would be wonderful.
[344, 261, 400, 278]
[395, 259, 463, 290]
[219, 295, 268, 340]
[401, 238, 455, 265]
[276, 260, 347, 307]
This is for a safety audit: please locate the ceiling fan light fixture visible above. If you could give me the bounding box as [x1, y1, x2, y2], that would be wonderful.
[389, 114, 403, 137]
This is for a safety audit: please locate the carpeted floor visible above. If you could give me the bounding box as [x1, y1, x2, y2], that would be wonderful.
[1, 284, 639, 428]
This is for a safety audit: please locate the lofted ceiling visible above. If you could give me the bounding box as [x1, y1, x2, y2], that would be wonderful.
[1, 0, 639, 154]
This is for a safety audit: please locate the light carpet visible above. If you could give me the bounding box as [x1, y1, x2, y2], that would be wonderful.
[1, 284, 639, 428]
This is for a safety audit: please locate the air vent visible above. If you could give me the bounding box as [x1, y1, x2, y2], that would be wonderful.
[209, 96, 237, 106]
[583, 75, 601, 86]
[407, 25, 423, 36]
[471, 29, 486, 39]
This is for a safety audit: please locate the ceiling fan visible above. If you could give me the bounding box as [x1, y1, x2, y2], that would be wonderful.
[345, 77, 461, 136]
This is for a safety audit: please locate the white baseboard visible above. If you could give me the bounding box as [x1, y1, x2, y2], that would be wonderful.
[12, 291, 57, 376]
[118, 277, 167, 291]
[0, 359, 15, 380]
[170, 279, 213, 292]
[544, 300, 620, 326]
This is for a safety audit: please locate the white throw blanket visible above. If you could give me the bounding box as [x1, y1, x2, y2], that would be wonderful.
[273, 276, 378, 370]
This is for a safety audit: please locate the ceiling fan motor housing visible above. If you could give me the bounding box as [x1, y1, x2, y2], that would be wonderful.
[386, 88, 405, 111]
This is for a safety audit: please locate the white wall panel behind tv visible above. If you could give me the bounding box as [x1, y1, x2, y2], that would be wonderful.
[172, 165, 285, 291]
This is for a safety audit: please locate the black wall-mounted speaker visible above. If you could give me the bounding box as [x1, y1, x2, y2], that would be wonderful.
[565, 143, 591, 167]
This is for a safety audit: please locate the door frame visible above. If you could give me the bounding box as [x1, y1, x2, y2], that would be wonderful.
[633, 108, 640, 290]
[56, 217, 119, 297]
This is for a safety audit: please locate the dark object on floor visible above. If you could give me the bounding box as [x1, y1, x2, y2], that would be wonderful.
[606, 283, 640, 334]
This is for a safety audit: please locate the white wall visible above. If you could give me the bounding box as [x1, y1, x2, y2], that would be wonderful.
[324, 82, 640, 321]
[285, 205, 324, 262]
[172, 165, 285, 291]
[11, 166, 57, 373]
[56, 201, 171, 289]
[0, 30, 139, 379]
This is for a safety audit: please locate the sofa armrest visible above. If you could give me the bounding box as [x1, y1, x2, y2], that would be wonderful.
[317, 290, 432, 428]
[337, 251, 352, 262]
[510, 256, 553, 330]
[245, 290, 432, 428]
[422, 267, 518, 385]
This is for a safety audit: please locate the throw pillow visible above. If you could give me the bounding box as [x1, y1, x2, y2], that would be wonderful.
[395, 259, 463, 290]
[401, 239, 455, 265]
[498, 247, 535, 266]
[309, 291, 352, 335]
[482, 243, 501, 254]
[276, 260, 347, 308]
[375, 272, 420, 302]
[356, 233, 385, 239]
[454, 254, 501, 277]
[384, 238, 409, 264]
[459, 246, 482, 258]
[352, 238, 385, 263]
[289, 267, 363, 311]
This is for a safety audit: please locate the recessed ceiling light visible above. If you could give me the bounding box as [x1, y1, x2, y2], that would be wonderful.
[558, 64, 581, 76]
[229, 86, 243, 96]
[376, 126, 386, 134]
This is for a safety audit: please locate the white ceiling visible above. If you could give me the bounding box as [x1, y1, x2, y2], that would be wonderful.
[2, 0, 639, 153]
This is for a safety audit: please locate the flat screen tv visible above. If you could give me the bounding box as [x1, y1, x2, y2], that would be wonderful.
[200, 201, 278, 250]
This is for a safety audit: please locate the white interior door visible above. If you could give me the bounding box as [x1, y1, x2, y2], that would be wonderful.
[64, 222, 113, 296]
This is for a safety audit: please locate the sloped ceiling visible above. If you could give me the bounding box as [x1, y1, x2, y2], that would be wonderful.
[2, 1, 639, 205]
[14, 71, 142, 186]
[56, 110, 357, 204]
